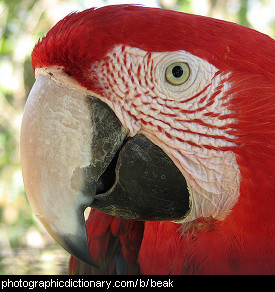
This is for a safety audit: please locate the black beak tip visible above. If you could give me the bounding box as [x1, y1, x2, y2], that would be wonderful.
[58, 233, 99, 268]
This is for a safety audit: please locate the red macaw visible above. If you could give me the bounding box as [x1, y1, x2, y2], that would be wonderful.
[20, 5, 275, 275]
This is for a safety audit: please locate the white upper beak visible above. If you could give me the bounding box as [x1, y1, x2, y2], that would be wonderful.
[20, 75, 96, 265]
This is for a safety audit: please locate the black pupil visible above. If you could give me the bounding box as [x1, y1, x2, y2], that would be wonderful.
[172, 66, 183, 78]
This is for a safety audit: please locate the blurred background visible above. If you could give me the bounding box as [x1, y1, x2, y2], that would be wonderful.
[0, 0, 274, 275]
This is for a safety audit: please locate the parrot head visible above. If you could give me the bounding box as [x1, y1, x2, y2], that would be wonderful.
[20, 5, 275, 266]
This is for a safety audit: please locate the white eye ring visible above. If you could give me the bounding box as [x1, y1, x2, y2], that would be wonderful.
[165, 62, 190, 85]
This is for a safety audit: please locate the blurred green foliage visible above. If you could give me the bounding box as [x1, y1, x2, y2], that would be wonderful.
[0, 0, 274, 274]
[159, 0, 275, 36]
[0, 0, 72, 274]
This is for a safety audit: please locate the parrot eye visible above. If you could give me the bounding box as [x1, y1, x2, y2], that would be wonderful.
[165, 62, 190, 85]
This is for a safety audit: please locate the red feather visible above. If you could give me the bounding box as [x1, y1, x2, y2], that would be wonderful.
[32, 5, 274, 90]
[69, 209, 144, 275]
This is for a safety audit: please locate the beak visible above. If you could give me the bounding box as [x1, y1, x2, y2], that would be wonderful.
[21, 74, 190, 267]
[20, 75, 127, 266]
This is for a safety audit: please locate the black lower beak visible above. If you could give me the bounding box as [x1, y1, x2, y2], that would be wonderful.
[91, 134, 190, 221]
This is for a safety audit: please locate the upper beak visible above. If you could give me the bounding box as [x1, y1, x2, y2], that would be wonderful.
[20, 75, 127, 266]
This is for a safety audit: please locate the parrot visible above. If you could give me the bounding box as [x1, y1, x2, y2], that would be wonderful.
[20, 4, 275, 275]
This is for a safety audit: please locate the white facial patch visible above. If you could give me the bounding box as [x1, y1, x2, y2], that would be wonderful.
[88, 45, 241, 223]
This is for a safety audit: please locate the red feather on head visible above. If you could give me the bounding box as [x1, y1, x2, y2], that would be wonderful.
[32, 5, 275, 83]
